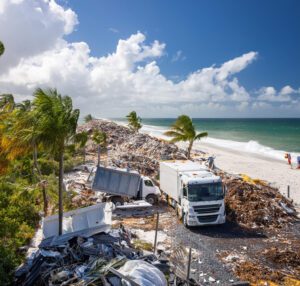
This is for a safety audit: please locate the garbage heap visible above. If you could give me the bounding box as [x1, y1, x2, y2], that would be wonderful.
[77, 119, 187, 178]
[14, 225, 193, 286]
[223, 175, 297, 229]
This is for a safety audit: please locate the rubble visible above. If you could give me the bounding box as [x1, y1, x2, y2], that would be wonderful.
[78, 119, 186, 178]
[222, 175, 298, 229]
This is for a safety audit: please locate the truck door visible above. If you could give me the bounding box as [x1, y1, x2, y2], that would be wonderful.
[142, 179, 155, 198]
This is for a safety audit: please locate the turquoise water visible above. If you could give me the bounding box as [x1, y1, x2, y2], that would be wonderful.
[115, 118, 300, 153]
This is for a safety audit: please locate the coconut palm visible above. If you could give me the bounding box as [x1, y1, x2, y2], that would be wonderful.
[75, 131, 89, 163]
[33, 88, 79, 235]
[84, 114, 93, 123]
[92, 130, 107, 166]
[0, 94, 15, 113]
[0, 41, 4, 57]
[164, 115, 208, 159]
[126, 111, 142, 132]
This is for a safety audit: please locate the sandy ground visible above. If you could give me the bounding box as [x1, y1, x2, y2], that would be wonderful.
[193, 141, 300, 205]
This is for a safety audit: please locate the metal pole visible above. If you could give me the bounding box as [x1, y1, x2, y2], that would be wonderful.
[187, 247, 192, 281]
[287, 185, 290, 198]
[153, 212, 159, 254]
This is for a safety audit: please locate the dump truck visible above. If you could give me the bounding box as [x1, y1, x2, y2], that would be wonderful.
[160, 160, 226, 227]
[92, 166, 160, 205]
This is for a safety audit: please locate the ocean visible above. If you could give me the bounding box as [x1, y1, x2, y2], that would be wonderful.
[114, 118, 300, 162]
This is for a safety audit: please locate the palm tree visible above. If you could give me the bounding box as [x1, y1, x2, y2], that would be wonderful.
[33, 88, 79, 235]
[126, 111, 142, 132]
[84, 114, 93, 123]
[0, 41, 4, 57]
[164, 115, 208, 159]
[0, 94, 15, 113]
[0, 97, 49, 214]
[92, 130, 107, 166]
[75, 131, 89, 163]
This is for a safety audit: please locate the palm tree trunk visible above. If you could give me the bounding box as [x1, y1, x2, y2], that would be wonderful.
[33, 143, 42, 177]
[83, 147, 86, 164]
[42, 184, 48, 216]
[187, 140, 193, 159]
[58, 150, 64, 235]
[33, 143, 49, 216]
[97, 145, 100, 166]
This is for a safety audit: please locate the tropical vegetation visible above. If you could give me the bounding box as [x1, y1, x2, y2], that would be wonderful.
[164, 115, 208, 159]
[92, 129, 107, 166]
[0, 40, 4, 57]
[0, 90, 82, 285]
[84, 114, 93, 123]
[126, 111, 142, 132]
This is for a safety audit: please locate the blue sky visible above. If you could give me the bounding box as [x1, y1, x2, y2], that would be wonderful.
[63, 0, 300, 91]
[0, 0, 300, 117]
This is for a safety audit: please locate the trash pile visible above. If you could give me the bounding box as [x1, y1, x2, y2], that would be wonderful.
[223, 176, 297, 228]
[77, 119, 186, 178]
[15, 224, 195, 286]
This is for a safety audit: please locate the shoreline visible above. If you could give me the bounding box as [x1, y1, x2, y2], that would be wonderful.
[136, 125, 300, 205]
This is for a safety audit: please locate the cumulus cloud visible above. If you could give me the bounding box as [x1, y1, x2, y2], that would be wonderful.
[0, 0, 78, 72]
[256, 86, 297, 102]
[0, 0, 299, 117]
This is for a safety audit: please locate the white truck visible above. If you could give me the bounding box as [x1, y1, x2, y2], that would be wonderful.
[160, 160, 226, 227]
[92, 166, 160, 205]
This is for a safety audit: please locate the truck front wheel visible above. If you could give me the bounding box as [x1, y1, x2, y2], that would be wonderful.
[183, 212, 189, 228]
[146, 194, 157, 205]
[111, 197, 124, 207]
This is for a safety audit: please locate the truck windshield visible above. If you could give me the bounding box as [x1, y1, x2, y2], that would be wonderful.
[187, 183, 223, 202]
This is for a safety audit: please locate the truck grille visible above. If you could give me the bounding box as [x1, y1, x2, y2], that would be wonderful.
[197, 215, 218, 223]
[193, 204, 221, 214]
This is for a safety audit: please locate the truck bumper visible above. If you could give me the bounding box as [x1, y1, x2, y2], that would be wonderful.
[187, 214, 226, 226]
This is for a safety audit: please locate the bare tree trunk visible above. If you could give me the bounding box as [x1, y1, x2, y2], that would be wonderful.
[58, 151, 64, 235]
[187, 140, 193, 159]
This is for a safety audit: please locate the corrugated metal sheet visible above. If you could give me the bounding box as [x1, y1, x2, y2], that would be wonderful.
[92, 166, 141, 197]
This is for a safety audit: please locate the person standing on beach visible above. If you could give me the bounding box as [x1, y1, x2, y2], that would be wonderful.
[285, 153, 292, 167]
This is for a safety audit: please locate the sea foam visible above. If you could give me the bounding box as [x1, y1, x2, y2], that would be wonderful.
[140, 124, 300, 163]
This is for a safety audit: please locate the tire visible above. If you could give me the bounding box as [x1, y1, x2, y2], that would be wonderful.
[183, 212, 189, 228]
[111, 197, 124, 207]
[146, 194, 157, 205]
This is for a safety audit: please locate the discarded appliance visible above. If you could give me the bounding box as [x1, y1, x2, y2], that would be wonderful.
[42, 202, 112, 239]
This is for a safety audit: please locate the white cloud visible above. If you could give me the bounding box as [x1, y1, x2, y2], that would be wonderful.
[171, 50, 186, 62]
[257, 86, 293, 102]
[0, 0, 299, 117]
[279, 85, 295, 95]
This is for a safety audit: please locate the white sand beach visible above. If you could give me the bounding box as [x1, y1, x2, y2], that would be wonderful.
[123, 122, 300, 205]
[193, 141, 300, 205]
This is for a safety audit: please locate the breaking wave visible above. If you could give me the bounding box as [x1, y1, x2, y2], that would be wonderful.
[139, 123, 300, 163]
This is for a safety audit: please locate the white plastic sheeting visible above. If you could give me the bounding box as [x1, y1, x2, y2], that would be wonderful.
[119, 260, 167, 286]
[42, 202, 112, 238]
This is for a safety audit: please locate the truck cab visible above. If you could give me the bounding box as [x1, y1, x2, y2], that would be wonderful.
[160, 161, 226, 227]
[139, 176, 161, 204]
[180, 170, 226, 227]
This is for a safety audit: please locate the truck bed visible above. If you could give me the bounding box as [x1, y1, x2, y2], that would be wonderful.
[92, 166, 141, 197]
